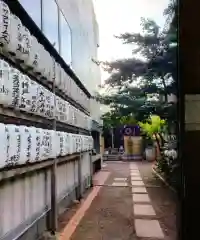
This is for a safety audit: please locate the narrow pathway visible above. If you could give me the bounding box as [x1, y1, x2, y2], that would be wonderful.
[58, 161, 177, 240]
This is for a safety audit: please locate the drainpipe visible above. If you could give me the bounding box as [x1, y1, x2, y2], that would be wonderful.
[50, 63, 57, 235]
[77, 130, 82, 201]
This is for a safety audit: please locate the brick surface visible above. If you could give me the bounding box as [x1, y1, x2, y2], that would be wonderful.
[135, 219, 164, 238]
[132, 187, 147, 193]
[132, 194, 150, 202]
[134, 204, 156, 216]
[131, 181, 144, 186]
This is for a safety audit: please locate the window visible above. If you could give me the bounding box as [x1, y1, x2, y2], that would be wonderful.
[60, 12, 72, 66]
[19, 0, 42, 29]
[42, 0, 59, 51]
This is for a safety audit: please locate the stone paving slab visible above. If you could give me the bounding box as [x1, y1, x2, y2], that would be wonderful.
[112, 182, 128, 187]
[130, 168, 140, 172]
[130, 172, 140, 176]
[131, 176, 142, 181]
[114, 177, 127, 181]
[134, 204, 156, 216]
[132, 187, 147, 193]
[131, 180, 144, 186]
[135, 219, 164, 238]
[132, 194, 150, 202]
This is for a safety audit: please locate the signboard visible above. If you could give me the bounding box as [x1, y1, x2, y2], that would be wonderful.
[123, 125, 140, 136]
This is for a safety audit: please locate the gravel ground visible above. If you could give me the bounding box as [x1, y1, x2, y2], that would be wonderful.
[58, 161, 177, 240]
[71, 162, 136, 240]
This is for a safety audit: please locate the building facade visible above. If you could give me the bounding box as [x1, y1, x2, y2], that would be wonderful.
[0, 0, 102, 239]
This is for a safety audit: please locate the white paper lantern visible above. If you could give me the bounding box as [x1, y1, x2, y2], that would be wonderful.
[29, 79, 39, 114]
[10, 67, 21, 108]
[35, 127, 42, 161]
[60, 68, 65, 93]
[7, 14, 21, 58]
[15, 25, 31, 63]
[0, 123, 8, 169]
[36, 85, 46, 117]
[44, 89, 54, 119]
[66, 75, 71, 97]
[35, 43, 45, 76]
[58, 131, 65, 156]
[59, 98, 65, 123]
[28, 126, 37, 163]
[47, 55, 54, 83]
[0, 59, 13, 106]
[19, 74, 32, 112]
[47, 130, 54, 159]
[63, 132, 69, 156]
[26, 35, 39, 71]
[19, 125, 31, 164]
[68, 133, 73, 154]
[0, 1, 10, 52]
[55, 96, 61, 122]
[40, 129, 51, 160]
[62, 100, 67, 123]
[6, 124, 21, 166]
[54, 62, 60, 88]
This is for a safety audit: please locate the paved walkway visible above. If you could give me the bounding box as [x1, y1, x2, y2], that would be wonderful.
[59, 161, 177, 240]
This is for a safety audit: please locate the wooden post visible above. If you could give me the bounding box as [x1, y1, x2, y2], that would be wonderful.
[181, 0, 200, 237]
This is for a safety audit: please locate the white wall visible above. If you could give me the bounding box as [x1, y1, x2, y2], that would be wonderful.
[56, 0, 101, 96]
[57, 0, 102, 120]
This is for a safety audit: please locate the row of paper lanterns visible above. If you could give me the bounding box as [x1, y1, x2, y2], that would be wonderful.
[0, 59, 92, 130]
[0, 122, 93, 169]
[0, 1, 89, 111]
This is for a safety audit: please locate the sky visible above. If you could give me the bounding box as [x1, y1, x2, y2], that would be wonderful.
[92, 0, 170, 83]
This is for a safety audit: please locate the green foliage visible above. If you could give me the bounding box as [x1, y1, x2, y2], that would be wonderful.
[97, 1, 177, 123]
[139, 115, 166, 138]
[101, 111, 137, 130]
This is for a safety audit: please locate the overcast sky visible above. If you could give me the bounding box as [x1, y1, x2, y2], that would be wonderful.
[92, 0, 169, 82]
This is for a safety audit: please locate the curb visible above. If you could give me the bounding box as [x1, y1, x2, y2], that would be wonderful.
[152, 167, 177, 194]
